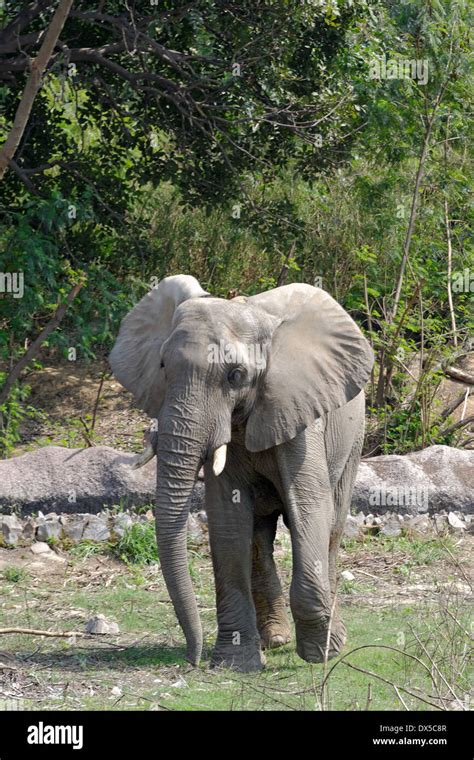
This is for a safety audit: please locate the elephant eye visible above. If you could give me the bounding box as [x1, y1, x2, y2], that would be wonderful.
[228, 367, 245, 386]
[160, 360, 165, 369]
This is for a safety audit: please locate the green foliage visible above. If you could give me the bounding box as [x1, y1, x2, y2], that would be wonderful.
[0, 377, 37, 458]
[112, 523, 159, 566]
[0, 0, 472, 456]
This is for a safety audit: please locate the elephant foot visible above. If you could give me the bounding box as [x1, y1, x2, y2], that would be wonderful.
[295, 619, 346, 664]
[210, 642, 266, 673]
[254, 592, 291, 650]
[259, 623, 292, 650]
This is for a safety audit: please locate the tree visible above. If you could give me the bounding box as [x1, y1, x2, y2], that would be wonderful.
[0, 0, 74, 180]
[0, 0, 371, 204]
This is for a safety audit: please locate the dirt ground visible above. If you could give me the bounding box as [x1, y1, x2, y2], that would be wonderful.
[13, 352, 474, 456]
[15, 361, 148, 454]
[0, 528, 472, 711]
[2, 357, 472, 710]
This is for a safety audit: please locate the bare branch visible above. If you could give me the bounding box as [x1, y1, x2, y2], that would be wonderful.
[444, 366, 474, 385]
[0, 627, 86, 638]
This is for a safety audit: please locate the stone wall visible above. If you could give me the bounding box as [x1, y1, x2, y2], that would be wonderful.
[0, 443, 472, 519]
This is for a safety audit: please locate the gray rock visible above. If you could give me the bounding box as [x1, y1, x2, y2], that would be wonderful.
[354, 445, 474, 515]
[85, 614, 119, 635]
[434, 514, 449, 534]
[36, 516, 61, 542]
[30, 541, 52, 555]
[187, 513, 205, 544]
[195, 510, 208, 525]
[60, 514, 89, 542]
[112, 513, 133, 538]
[1, 444, 471, 520]
[448, 512, 466, 531]
[383, 512, 404, 524]
[0, 515, 22, 546]
[22, 518, 36, 543]
[380, 518, 402, 538]
[341, 570, 355, 581]
[189, 480, 205, 512]
[82, 515, 110, 542]
[170, 677, 188, 689]
[343, 515, 363, 539]
[0, 445, 205, 515]
[406, 514, 431, 534]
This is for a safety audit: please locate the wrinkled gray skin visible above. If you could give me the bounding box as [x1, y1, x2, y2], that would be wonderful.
[110, 276, 374, 672]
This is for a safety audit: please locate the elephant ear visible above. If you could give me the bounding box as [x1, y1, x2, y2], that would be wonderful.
[109, 275, 209, 417]
[245, 284, 374, 452]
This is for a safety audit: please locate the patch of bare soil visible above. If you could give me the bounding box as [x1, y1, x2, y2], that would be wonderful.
[338, 535, 473, 608]
[0, 544, 125, 582]
[15, 362, 148, 455]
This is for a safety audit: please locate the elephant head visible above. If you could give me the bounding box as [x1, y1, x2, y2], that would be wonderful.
[109, 275, 374, 665]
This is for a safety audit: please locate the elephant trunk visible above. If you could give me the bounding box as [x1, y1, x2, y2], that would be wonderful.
[155, 426, 204, 666]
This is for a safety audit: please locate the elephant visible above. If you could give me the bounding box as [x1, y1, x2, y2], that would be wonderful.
[109, 275, 374, 672]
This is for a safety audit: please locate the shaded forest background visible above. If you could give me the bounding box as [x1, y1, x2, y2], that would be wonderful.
[0, 0, 472, 457]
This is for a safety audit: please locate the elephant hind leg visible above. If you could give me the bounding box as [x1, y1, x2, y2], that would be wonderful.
[252, 511, 291, 650]
[322, 426, 365, 658]
[330, 425, 365, 596]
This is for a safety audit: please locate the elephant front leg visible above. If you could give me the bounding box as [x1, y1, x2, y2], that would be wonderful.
[252, 512, 291, 649]
[204, 459, 265, 673]
[277, 433, 346, 664]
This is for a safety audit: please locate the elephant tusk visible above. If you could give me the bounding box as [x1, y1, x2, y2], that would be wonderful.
[212, 444, 227, 476]
[132, 443, 155, 469]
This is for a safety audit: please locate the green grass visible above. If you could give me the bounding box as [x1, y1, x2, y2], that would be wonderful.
[0, 531, 470, 711]
[2, 565, 28, 583]
[342, 533, 454, 567]
[70, 540, 108, 560]
[9, 603, 466, 712]
[111, 522, 159, 565]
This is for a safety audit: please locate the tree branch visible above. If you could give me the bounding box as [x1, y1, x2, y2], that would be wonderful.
[440, 388, 472, 421]
[444, 366, 474, 385]
[0, 0, 75, 181]
[0, 0, 54, 46]
[438, 414, 474, 438]
[0, 627, 86, 638]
